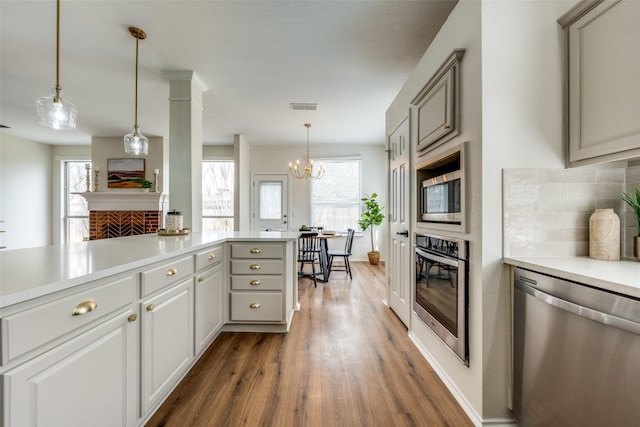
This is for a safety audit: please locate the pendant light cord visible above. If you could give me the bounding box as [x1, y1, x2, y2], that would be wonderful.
[55, 0, 61, 100]
[134, 36, 139, 130]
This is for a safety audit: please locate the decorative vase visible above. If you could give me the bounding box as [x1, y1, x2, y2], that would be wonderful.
[589, 208, 620, 261]
[634, 236, 640, 261]
[368, 251, 380, 265]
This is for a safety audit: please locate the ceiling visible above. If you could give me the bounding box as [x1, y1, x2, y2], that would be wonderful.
[0, 0, 456, 147]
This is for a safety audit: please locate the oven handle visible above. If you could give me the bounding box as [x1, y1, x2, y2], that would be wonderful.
[416, 247, 459, 268]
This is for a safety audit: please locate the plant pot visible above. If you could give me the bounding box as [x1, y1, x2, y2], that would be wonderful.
[142, 188, 150, 192]
[367, 251, 380, 265]
[634, 236, 640, 261]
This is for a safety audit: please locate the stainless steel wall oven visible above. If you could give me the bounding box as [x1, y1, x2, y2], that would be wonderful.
[414, 233, 469, 364]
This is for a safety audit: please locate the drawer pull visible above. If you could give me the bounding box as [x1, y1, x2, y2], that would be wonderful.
[72, 299, 97, 316]
[198, 276, 205, 282]
[250, 280, 261, 286]
[250, 248, 261, 254]
[250, 264, 261, 270]
[166, 267, 178, 276]
[208, 253, 216, 260]
[249, 303, 261, 309]
[128, 314, 138, 322]
[146, 304, 155, 312]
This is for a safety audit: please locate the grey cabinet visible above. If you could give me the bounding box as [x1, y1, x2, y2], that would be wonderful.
[412, 49, 464, 153]
[559, 0, 640, 166]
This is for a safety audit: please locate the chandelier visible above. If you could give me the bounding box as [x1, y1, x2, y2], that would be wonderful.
[36, 0, 77, 130]
[123, 27, 149, 156]
[289, 123, 325, 180]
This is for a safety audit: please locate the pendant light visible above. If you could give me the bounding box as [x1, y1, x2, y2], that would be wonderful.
[123, 27, 148, 156]
[289, 123, 325, 180]
[36, 0, 77, 130]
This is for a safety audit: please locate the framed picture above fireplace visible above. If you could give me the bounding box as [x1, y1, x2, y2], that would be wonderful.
[108, 158, 145, 188]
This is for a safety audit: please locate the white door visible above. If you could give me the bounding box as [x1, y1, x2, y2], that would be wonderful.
[389, 117, 411, 327]
[252, 174, 289, 231]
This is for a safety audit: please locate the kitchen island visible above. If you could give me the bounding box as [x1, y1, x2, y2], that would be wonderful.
[0, 231, 299, 427]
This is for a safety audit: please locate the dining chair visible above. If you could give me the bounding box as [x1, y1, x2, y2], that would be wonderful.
[328, 228, 355, 279]
[298, 233, 322, 287]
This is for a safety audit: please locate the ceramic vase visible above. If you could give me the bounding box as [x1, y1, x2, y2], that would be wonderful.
[589, 208, 620, 261]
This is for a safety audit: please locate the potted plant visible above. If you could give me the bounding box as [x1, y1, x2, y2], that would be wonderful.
[621, 185, 640, 260]
[358, 193, 385, 265]
[138, 179, 153, 192]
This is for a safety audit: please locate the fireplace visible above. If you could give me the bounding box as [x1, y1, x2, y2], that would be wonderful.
[79, 192, 168, 240]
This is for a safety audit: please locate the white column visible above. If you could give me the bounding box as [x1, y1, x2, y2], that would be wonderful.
[162, 71, 209, 231]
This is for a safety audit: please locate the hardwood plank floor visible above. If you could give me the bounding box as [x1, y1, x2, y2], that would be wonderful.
[146, 261, 472, 427]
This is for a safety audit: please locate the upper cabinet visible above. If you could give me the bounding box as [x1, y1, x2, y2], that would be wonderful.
[559, 0, 640, 167]
[412, 49, 464, 153]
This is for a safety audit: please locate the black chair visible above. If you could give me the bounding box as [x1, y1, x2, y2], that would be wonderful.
[328, 228, 355, 279]
[298, 233, 322, 287]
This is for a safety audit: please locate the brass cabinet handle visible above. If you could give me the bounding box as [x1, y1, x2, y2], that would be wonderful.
[72, 299, 97, 316]
[166, 267, 178, 276]
[146, 304, 155, 312]
[249, 264, 261, 270]
[198, 276, 204, 282]
[208, 253, 216, 260]
[128, 314, 138, 322]
[250, 280, 261, 286]
[250, 248, 261, 254]
[249, 303, 261, 309]
[443, 123, 450, 129]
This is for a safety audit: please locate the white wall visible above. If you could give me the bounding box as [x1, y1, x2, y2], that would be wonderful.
[0, 134, 52, 249]
[248, 143, 387, 262]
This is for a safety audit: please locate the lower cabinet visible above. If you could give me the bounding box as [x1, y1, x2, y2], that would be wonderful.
[2, 308, 138, 427]
[140, 278, 194, 416]
[195, 262, 224, 355]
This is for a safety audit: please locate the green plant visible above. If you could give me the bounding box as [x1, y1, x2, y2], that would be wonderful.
[358, 193, 385, 253]
[138, 179, 153, 189]
[621, 186, 640, 236]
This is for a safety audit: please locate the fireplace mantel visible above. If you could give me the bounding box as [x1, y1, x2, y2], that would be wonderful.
[75, 192, 168, 211]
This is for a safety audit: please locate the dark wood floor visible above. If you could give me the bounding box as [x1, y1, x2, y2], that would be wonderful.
[146, 261, 472, 427]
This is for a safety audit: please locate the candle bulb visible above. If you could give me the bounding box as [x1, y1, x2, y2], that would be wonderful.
[85, 163, 91, 170]
[153, 169, 159, 175]
[95, 166, 100, 173]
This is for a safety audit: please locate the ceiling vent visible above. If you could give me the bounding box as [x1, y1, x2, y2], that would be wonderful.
[290, 103, 318, 111]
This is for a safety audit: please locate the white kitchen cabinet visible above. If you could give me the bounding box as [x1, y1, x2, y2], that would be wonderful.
[411, 49, 464, 153]
[2, 308, 138, 427]
[559, 0, 640, 166]
[194, 246, 224, 355]
[140, 278, 194, 416]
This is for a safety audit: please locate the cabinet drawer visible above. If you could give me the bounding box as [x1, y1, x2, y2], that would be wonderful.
[195, 245, 224, 271]
[1, 275, 135, 365]
[230, 292, 283, 322]
[141, 256, 193, 296]
[230, 276, 284, 291]
[230, 243, 283, 259]
[230, 260, 283, 275]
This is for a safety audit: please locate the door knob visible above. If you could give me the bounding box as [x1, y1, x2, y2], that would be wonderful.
[396, 230, 409, 237]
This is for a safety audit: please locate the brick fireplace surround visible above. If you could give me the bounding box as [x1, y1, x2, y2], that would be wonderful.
[80, 192, 168, 240]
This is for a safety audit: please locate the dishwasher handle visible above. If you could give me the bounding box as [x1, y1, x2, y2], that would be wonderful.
[517, 281, 640, 336]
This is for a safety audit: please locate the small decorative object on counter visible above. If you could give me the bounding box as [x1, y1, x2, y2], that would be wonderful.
[621, 186, 640, 261]
[93, 167, 100, 192]
[589, 208, 620, 261]
[165, 209, 183, 232]
[85, 163, 92, 192]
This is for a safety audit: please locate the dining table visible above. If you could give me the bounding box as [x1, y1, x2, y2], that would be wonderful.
[299, 231, 341, 282]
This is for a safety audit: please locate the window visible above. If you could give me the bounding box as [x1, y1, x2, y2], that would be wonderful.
[202, 161, 234, 231]
[65, 161, 90, 242]
[311, 159, 361, 232]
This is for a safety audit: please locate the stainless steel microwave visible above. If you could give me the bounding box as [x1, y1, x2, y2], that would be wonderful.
[421, 170, 462, 223]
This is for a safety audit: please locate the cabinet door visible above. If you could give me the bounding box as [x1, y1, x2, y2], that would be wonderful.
[564, 0, 640, 165]
[140, 279, 194, 415]
[194, 263, 224, 355]
[2, 309, 138, 427]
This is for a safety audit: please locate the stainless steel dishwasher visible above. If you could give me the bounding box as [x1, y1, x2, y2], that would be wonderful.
[513, 267, 640, 427]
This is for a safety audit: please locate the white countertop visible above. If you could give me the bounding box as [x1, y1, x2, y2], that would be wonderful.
[0, 231, 299, 309]
[503, 256, 640, 298]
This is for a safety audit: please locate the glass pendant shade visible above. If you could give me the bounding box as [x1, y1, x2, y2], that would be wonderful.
[124, 125, 149, 155]
[36, 86, 78, 130]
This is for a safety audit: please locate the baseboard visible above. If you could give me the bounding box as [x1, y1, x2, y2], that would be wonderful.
[407, 332, 517, 427]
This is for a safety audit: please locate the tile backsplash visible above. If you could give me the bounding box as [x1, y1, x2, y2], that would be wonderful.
[503, 167, 638, 258]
